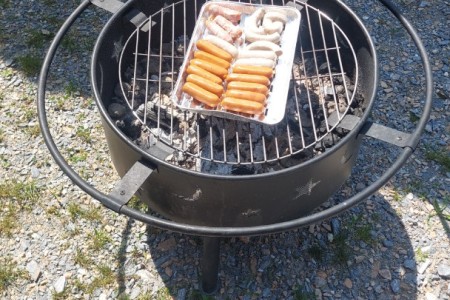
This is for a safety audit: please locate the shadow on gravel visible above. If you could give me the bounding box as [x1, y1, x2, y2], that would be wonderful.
[127, 192, 420, 299]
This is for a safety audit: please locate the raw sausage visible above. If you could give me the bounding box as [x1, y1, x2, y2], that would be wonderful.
[196, 39, 233, 62]
[234, 58, 275, 68]
[244, 29, 281, 43]
[224, 89, 266, 103]
[203, 35, 238, 58]
[237, 49, 277, 62]
[232, 65, 274, 78]
[244, 41, 283, 56]
[262, 18, 283, 34]
[213, 15, 242, 40]
[186, 65, 223, 85]
[226, 73, 270, 86]
[227, 81, 269, 95]
[205, 19, 233, 43]
[221, 97, 265, 115]
[207, 4, 241, 24]
[182, 82, 220, 107]
[194, 50, 230, 69]
[245, 8, 266, 35]
[190, 58, 229, 78]
[264, 11, 288, 24]
[186, 74, 224, 96]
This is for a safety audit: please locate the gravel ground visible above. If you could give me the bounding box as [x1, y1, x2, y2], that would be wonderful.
[1, 0, 449, 299]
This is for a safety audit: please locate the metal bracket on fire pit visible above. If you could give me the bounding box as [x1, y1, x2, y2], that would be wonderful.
[334, 114, 412, 148]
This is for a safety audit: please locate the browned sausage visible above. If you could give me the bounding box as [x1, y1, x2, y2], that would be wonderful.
[196, 39, 233, 62]
[186, 65, 223, 85]
[182, 82, 220, 107]
[226, 73, 271, 86]
[221, 97, 265, 115]
[186, 74, 224, 96]
[194, 50, 230, 69]
[232, 65, 274, 78]
[224, 90, 266, 103]
[190, 58, 229, 79]
[227, 81, 269, 95]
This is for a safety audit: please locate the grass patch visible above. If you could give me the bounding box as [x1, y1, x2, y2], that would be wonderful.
[307, 244, 324, 262]
[331, 231, 351, 264]
[293, 285, 316, 300]
[74, 264, 115, 295]
[0, 68, 14, 79]
[90, 229, 112, 250]
[74, 249, 94, 268]
[67, 202, 102, 222]
[68, 149, 88, 164]
[354, 224, 374, 244]
[17, 55, 42, 76]
[0, 128, 4, 143]
[0, 257, 24, 292]
[424, 146, 450, 172]
[128, 196, 148, 211]
[24, 124, 41, 138]
[0, 0, 10, 8]
[76, 127, 92, 143]
[415, 247, 429, 263]
[26, 29, 54, 48]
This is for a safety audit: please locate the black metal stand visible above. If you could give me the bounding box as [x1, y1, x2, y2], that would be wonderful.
[200, 237, 220, 294]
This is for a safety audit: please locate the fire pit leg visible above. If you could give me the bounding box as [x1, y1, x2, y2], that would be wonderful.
[200, 237, 220, 294]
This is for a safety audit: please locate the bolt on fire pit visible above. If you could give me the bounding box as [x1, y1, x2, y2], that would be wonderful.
[38, 0, 432, 294]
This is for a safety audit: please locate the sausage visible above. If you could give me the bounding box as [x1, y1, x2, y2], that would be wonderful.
[186, 65, 223, 85]
[221, 97, 265, 115]
[205, 19, 233, 43]
[213, 15, 242, 40]
[227, 81, 269, 95]
[262, 18, 284, 34]
[183, 82, 220, 107]
[226, 73, 270, 86]
[232, 65, 274, 79]
[186, 74, 224, 96]
[264, 11, 288, 24]
[244, 28, 281, 43]
[244, 41, 283, 56]
[207, 4, 241, 24]
[203, 35, 238, 58]
[194, 50, 230, 69]
[189, 58, 229, 79]
[237, 50, 277, 62]
[196, 39, 233, 62]
[224, 89, 266, 103]
[245, 7, 266, 35]
[234, 58, 275, 68]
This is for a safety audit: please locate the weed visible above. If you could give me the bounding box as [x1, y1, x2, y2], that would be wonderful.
[430, 196, 450, 222]
[354, 224, 374, 244]
[0, 154, 11, 168]
[67, 202, 102, 222]
[415, 247, 428, 263]
[0, 179, 40, 207]
[74, 249, 93, 268]
[26, 29, 54, 48]
[0, 68, 14, 79]
[52, 287, 71, 300]
[74, 264, 115, 295]
[331, 231, 350, 264]
[17, 55, 42, 76]
[392, 191, 402, 202]
[0, 0, 10, 8]
[293, 285, 316, 300]
[155, 287, 172, 300]
[424, 146, 450, 172]
[64, 81, 78, 99]
[0, 128, 4, 143]
[90, 229, 112, 250]
[128, 196, 148, 211]
[0, 203, 18, 237]
[0, 257, 24, 292]
[307, 244, 324, 262]
[68, 149, 88, 164]
[25, 124, 41, 138]
[76, 127, 92, 143]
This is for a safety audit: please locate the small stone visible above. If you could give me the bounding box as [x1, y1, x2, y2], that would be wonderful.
[418, 259, 431, 274]
[53, 276, 66, 294]
[331, 219, 340, 235]
[344, 278, 353, 289]
[135, 269, 153, 282]
[383, 239, 394, 248]
[130, 287, 141, 300]
[403, 259, 416, 270]
[30, 167, 40, 178]
[157, 237, 176, 251]
[356, 182, 365, 192]
[99, 294, 107, 300]
[26, 261, 41, 282]
[425, 292, 438, 300]
[390, 279, 401, 293]
[379, 269, 392, 280]
[437, 264, 450, 279]
[177, 288, 187, 300]
[5, 59, 13, 67]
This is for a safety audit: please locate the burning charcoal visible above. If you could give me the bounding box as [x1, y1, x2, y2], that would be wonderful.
[108, 103, 127, 119]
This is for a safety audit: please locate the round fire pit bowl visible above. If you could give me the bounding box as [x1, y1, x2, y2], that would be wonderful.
[38, 0, 432, 294]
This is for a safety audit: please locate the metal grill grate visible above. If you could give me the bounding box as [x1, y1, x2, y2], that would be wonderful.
[118, 0, 359, 167]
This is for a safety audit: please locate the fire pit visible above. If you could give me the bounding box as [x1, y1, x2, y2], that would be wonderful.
[37, 0, 432, 293]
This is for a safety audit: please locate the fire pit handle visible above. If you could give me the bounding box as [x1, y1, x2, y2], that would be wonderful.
[38, 0, 432, 237]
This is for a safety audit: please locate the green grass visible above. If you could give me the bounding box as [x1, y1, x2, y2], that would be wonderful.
[128, 196, 148, 211]
[76, 127, 92, 143]
[24, 125, 41, 138]
[0, 68, 14, 79]
[0, 128, 4, 143]
[354, 224, 374, 244]
[74, 264, 115, 295]
[424, 146, 450, 172]
[26, 29, 54, 48]
[415, 247, 429, 263]
[331, 231, 351, 264]
[17, 55, 42, 76]
[67, 202, 102, 222]
[90, 229, 112, 250]
[68, 149, 88, 164]
[74, 249, 94, 268]
[0, 257, 24, 292]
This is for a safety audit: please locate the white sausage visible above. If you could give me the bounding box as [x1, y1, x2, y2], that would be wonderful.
[264, 11, 288, 24]
[245, 7, 266, 34]
[245, 41, 283, 56]
[263, 18, 284, 34]
[204, 35, 238, 57]
[237, 50, 277, 62]
[234, 58, 275, 68]
[244, 29, 281, 44]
